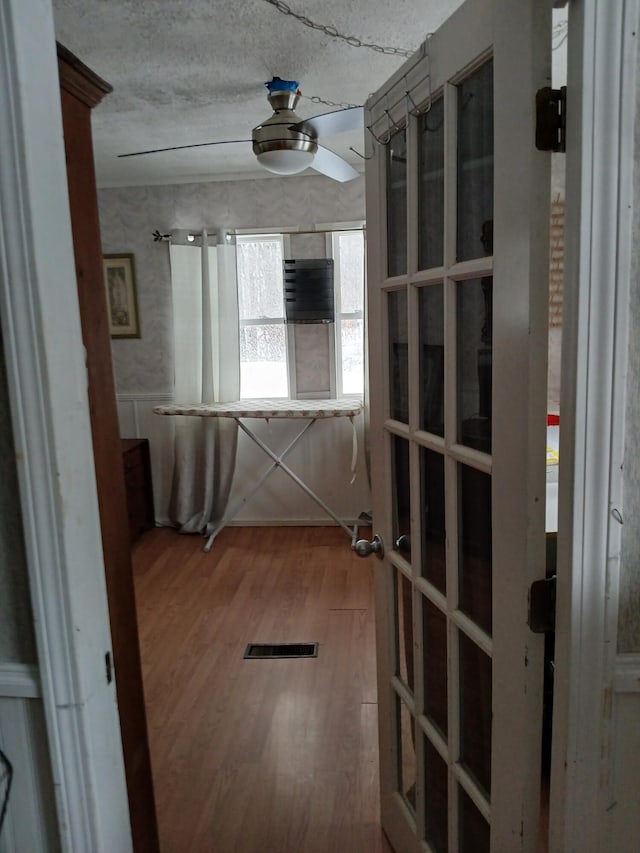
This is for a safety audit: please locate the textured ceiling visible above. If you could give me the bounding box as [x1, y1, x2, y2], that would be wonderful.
[52, 0, 463, 187]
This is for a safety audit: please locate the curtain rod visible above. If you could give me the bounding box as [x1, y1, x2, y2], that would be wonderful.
[152, 226, 366, 243]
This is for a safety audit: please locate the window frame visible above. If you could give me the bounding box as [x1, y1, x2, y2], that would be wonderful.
[325, 223, 366, 398]
[236, 224, 366, 401]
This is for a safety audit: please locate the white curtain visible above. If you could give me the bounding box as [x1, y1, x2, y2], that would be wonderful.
[168, 229, 240, 533]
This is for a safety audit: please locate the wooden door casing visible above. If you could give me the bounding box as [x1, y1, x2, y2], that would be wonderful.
[57, 43, 159, 853]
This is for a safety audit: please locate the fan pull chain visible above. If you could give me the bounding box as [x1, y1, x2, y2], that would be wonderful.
[261, 0, 415, 57]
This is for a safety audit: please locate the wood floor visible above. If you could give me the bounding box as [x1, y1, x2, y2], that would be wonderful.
[131, 525, 394, 853]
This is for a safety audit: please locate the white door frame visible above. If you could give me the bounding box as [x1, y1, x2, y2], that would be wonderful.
[550, 0, 638, 849]
[0, 1, 132, 849]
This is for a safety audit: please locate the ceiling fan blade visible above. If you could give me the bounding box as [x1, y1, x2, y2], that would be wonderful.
[290, 105, 364, 137]
[117, 139, 251, 158]
[311, 146, 360, 183]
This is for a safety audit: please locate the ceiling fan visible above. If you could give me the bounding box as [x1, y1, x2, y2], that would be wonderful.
[118, 77, 365, 182]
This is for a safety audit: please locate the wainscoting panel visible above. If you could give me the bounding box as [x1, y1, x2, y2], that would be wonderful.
[116, 394, 371, 529]
[229, 413, 370, 525]
[608, 655, 640, 852]
[117, 394, 174, 527]
[0, 665, 59, 852]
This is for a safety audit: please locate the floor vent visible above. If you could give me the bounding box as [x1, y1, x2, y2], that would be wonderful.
[244, 642, 319, 660]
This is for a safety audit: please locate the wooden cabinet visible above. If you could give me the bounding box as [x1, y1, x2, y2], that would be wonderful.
[57, 43, 159, 852]
[122, 438, 155, 542]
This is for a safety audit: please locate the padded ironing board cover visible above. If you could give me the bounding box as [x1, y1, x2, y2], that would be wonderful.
[154, 397, 363, 481]
[153, 397, 362, 419]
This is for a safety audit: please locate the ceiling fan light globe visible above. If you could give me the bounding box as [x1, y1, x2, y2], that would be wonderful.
[256, 148, 315, 175]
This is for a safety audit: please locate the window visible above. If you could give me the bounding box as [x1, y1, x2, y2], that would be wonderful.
[237, 235, 288, 398]
[331, 229, 365, 396]
[236, 228, 366, 400]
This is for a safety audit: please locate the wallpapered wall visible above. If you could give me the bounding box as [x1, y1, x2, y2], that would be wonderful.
[98, 174, 371, 525]
[0, 325, 37, 663]
[98, 174, 366, 395]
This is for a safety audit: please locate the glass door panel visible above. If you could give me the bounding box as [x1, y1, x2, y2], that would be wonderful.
[424, 738, 449, 853]
[459, 787, 490, 853]
[391, 434, 411, 558]
[419, 284, 445, 436]
[422, 596, 448, 736]
[459, 631, 492, 796]
[418, 98, 445, 271]
[457, 277, 492, 452]
[398, 697, 417, 814]
[420, 447, 446, 591]
[458, 463, 492, 635]
[456, 60, 494, 263]
[387, 129, 407, 277]
[395, 567, 414, 691]
[388, 289, 409, 423]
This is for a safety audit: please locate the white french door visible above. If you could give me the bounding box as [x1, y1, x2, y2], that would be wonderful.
[364, 1, 551, 850]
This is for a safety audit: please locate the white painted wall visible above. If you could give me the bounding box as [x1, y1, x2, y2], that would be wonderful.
[0, 316, 55, 853]
[550, 2, 640, 849]
[607, 17, 640, 847]
[0, 1, 132, 847]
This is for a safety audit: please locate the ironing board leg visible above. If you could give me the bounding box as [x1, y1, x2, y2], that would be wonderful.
[236, 419, 357, 541]
[203, 418, 317, 552]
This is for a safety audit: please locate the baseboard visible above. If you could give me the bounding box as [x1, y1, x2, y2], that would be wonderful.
[614, 654, 640, 693]
[225, 518, 365, 528]
[153, 518, 368, 529]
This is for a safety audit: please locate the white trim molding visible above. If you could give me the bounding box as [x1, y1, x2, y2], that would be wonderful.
[614, 655, 640, 694]
[0, 1, 132, 850]
[0, 664, 40, 698]
[550, 1, 639, 850]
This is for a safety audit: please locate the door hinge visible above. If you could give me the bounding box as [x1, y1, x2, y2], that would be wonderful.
[105, 651, 113, 684]
[528, 575, 556, 633]
[535, 86, 566, 153]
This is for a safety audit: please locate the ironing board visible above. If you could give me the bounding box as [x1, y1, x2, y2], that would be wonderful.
[153, 397, 363, 552]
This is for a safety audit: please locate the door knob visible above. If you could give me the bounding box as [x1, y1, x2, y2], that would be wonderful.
[353, 534, 384, 559]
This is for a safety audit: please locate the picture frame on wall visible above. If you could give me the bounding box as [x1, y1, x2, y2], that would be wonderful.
[103, 253, 140, 338]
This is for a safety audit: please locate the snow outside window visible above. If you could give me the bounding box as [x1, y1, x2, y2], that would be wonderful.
[332, 230, 365, 396]
[237, 229, 365, 400]
[237, 235, 288, 398]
